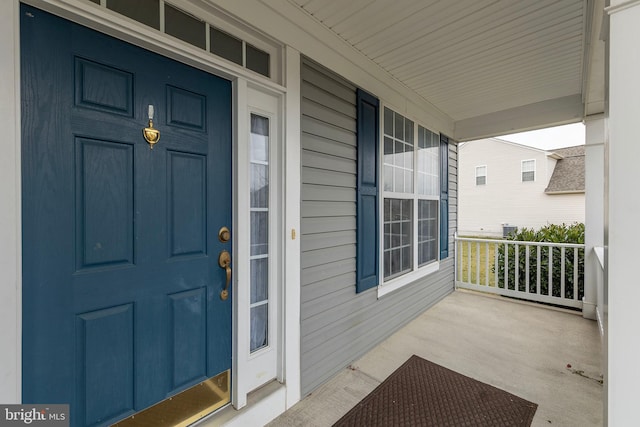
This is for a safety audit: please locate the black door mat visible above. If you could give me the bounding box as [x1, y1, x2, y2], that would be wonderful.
[334, 355, 538, 426]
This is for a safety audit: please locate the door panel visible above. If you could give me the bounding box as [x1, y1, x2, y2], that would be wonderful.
[77, 304, 135, 425]
[21, 5, 233, 426]
[75, 137, 135, 270]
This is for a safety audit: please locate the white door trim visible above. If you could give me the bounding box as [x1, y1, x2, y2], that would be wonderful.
[0, 0, 22, 404]
[283, 46, 302, 409]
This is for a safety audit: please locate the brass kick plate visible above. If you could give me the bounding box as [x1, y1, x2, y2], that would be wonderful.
[112, 370, 230, 427]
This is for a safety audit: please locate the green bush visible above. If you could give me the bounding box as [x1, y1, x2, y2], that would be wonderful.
[494, 223, 585, 299]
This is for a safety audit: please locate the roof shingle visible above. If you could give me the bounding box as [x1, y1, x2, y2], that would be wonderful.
[545, 145, 585, 193]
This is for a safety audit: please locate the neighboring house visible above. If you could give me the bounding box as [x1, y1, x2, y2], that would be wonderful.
[459, 138, 585, 237]
[0, 1, 638, 426]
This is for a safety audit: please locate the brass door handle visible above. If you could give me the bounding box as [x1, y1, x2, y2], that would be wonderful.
[218, 250, 231, 300]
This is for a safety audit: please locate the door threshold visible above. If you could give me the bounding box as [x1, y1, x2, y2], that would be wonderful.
[193, 381, 286, 427]
[113, 371, 230, 427]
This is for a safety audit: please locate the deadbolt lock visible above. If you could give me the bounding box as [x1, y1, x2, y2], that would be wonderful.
[218, 226, 231, 243]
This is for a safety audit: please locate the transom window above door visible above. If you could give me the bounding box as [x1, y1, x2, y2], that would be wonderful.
[85, 0, 281, 81]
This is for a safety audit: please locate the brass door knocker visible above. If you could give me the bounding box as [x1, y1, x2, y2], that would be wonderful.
[143, 104, 160, 149]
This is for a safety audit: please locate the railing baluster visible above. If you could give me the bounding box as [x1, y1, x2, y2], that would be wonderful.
[515, 243, 519, 293]
[494, 242, 499, 288]
[525, 245, 530, 294]
[476, 242, 480, 285]
[504, 242, 509, 290]
[459, 241, 462, 281]
[561, 247, 566, 299]
[455, 240, 459, 282]
[548, 246, 553, 296]
[537, 245, 541, 294]
[574, 247, 579, 300]
[485, 242, 490, 287]
[467, 241, 471, 283]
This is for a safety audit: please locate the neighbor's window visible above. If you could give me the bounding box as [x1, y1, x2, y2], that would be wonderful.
[521, 159, 535, 182]
[475, 165, 487, 185]
[383, 107, 439, 280]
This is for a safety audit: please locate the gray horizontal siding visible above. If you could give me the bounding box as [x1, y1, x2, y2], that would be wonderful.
[303, 133, 357, 159]
[302, 116, 356, 145]
[302, 258, 356, 287]
[300, 57, 457, 397]
[302, 216, 355, 234]
[301, 201, 355, 218]
[302, 245, 355, 269]
[301, 264, 454, 392]
[303, 168, 356, 188]
[303, 151, 356, 173]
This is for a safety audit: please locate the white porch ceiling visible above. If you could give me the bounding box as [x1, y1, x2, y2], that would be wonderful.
[285, 0, 603, 140]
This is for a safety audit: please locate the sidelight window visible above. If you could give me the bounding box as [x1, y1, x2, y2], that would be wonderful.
[249, 114, 269, 352]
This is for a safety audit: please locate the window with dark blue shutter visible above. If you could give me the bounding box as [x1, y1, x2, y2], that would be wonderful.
[440, 134, 449, 259]
[356, 89, 379, 293]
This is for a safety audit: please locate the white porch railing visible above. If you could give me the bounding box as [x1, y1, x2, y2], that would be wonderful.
[455, 235, 585, 310]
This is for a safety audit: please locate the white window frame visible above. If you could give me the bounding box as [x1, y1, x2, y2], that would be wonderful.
[378, 105, 440, 298]
[521, 159, 536, 182]
[475, 165, 487, 185]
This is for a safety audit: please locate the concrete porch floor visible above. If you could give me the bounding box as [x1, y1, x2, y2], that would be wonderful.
[269, 290, 603, 426]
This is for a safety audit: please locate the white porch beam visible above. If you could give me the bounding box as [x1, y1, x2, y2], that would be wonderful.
[583, 0, 607, 117]
[606, 0, 640, 425]
[453, 94, 584, 142]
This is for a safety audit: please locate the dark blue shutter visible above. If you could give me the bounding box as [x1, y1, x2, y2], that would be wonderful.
[356, 89, 379, 292]
[440, 134, 450, 259]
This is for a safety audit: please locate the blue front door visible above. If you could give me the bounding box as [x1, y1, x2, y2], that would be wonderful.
[21, 5, 232, 425]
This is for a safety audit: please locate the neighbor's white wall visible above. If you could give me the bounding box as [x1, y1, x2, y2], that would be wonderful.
[606, 1, 640, 425]
[0, 0, 21, 404]
[458, 139, 585, 237]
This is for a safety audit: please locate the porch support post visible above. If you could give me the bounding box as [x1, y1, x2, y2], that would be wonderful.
[583, 115, 605, 321]
[606, 0, 640, 424]
[283, 45, 302, 409]
[0, 0, 21, 404]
